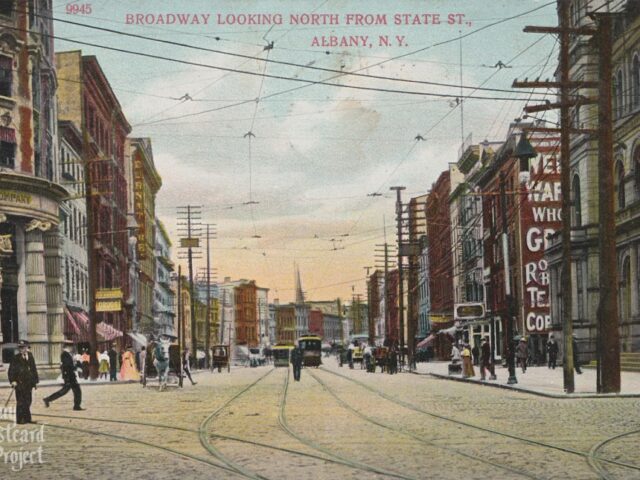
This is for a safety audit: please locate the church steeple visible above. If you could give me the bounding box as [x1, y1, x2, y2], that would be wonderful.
[295, 262, 305, 304]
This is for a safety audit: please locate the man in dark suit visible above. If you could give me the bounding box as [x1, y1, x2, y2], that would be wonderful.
[43, 340, 84, 411]
[108, 343, 118, 381]
[8, 340, 39, 424]
[290, 345, 303, 381]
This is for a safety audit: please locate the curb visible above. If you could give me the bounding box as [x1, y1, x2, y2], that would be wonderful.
[411, 370, 640, 399]
[0, 367, 223, 390]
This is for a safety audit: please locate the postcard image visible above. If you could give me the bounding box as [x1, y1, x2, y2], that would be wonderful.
[0, 1, 638, 479]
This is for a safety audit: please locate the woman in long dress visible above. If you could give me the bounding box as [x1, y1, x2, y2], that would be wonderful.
[98, 350, 110, 379]
[120, 346, 140, 381]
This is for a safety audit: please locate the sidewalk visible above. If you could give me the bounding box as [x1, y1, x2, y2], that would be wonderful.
[0, 367, 215, 389]
[413, 361, 640, 398]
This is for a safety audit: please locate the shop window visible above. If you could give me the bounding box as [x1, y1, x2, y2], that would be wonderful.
[0, 56, 12, 97]
[0, 140, 15, 168]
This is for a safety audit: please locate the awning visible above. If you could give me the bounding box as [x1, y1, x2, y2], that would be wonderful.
[438, 325, 458, 338]
[64, 307, 90, 342]
[98, 322, 123, 342]
[127, 332, 147, 346]
[64, 307, 81, 335]
[416, 334, 436, 349]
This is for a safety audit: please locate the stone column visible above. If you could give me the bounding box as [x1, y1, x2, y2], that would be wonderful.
[0, 233, 13, 345]
[24, 224, 49, 364]
[44, 228, 64, 365]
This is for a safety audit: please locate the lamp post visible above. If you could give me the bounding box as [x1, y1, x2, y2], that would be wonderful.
[506, 133, 537, 385]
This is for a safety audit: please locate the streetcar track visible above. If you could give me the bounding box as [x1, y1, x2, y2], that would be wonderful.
[0, 418, 244, 478]
[36, 409, 402, 472]
[278, 367, 417, 480]
[35, 368, 424, 478]
[321, 366, 640, 476]
[198, 367, 275, 480]
[308, 369, 540, 480]
[587, 428, 640, 480]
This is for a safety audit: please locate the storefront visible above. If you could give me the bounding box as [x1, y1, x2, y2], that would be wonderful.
[0, 173, 68, 367]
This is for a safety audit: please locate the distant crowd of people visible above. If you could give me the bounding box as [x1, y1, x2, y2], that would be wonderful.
[449, 333, 582, 379]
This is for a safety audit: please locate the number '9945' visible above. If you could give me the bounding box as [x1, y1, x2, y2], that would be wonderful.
[66, 3, 92, 15]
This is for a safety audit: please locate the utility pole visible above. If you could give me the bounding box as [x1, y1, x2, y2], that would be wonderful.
[500, 173, 517, 385]
[390, 186, 406, 367]
[177, 205, 202, 369]
[177, 266, 183, 388]
[337, 297, 344, 344]
[202, 223, 216, 370]
[558, 0, 575, 394]
[595, 12, 620, 393]
[374, 242, 395, 346]
[220, 289, 226, 344]
[364, 266, 374, 345]
[514, 0, 598, 393]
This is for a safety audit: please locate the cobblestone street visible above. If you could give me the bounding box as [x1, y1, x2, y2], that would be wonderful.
[1, 360, 639, 479]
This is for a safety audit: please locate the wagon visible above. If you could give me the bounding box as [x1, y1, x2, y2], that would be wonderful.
[211, 345, 229, 372]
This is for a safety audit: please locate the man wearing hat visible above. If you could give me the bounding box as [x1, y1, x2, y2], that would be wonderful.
[43, 340, 84, 411]
[8, 340, 39, 424]
[572, 333, 582, 374]
[480, 336, 497, 380]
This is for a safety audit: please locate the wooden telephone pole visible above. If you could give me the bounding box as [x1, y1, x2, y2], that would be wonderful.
[515, 1, 619, 393]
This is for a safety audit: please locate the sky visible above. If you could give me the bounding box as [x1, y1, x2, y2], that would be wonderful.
[50, 0, 559, 303]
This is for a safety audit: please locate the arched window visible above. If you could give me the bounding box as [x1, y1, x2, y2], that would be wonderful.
[635, 147, 640, 201]
[572, 174, 582, 226]
[620, 255, 631, 322]
[618, 70, 625, 117]
[616, 160, 626, 210]
[633, 55, 640, 108]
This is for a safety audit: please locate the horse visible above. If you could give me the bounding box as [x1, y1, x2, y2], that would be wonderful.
[153, 340, 170, 391]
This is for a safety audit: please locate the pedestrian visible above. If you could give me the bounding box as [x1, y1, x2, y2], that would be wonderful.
[108, 344, 118, 381]
[471, 342, 480, 366]
[547, 334, 558, 369]
[182, 348, 197, 385]
[450, 342, 461, 364]
[461, 343, 475, 378]
[120, 346, 140, 381]
[98, 349, 110, 380]
[139, 346, 147, 387]
[290, 344, 303, 381]
[480, 337, 497, 380]
[347, 342, 354, 369]
[8, 340, 39, 424]
[80, 349, 90, 380]
[389, 347, 398, 374]
[43, 340, 84, 411]
[572, 334, 582, 374]
[516, 337, 528, 373]
[154, 338, 170, 390]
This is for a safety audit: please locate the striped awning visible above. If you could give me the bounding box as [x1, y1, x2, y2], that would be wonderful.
[63, 307, 122, 343]
[97, 322, 123, 341]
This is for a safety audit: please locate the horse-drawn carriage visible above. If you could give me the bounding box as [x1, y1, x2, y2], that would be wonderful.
[145, 340, 180, 389]
[211, 345, 229, 372]
[373, 347, 389, 373]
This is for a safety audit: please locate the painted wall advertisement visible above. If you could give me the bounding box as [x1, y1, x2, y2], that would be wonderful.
[520, 144, 561, 334]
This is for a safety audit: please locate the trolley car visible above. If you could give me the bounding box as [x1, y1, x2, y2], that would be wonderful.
[297, 334, 322, 367]
[273, 345, 293, 367]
